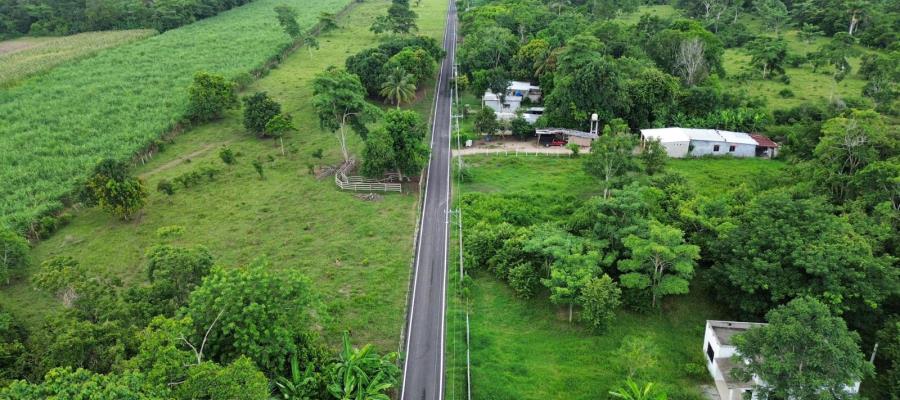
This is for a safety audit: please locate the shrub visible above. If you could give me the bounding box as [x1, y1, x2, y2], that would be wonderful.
[566, 143, 580, 156]
[509, 116, 534, 139]
[579, 274, 621, 333]
[156, 179, 175, 196]
[156, 225, 186, 239]
[0, 228, 29, 284]
[252, 159, 265, 179]
[187, 72, 238, 122]
[776, 74, 791, 84]
[219, 147, 236, 165]
[507, 263, 540, 299]
[311, 148, 324, 159]
[778, 88, 795, 98]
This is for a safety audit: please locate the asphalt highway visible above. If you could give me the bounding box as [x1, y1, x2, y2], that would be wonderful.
[399, 0, 457, 399]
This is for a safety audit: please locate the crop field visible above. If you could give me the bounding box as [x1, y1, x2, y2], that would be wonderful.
[445, 154, 786, 399]
[0, 30, 157, 87]
[0, 0, 349, 231]
[0, 0, 449, 352]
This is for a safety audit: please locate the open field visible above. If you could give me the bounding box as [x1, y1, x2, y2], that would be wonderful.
[445, 154, 786, 399]
[0, 30, 156, 86]
[0, 0, 450, 351]
[0, 0, 349, 232]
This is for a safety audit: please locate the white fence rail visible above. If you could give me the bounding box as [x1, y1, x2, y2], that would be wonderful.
[334, 160, 403, 192]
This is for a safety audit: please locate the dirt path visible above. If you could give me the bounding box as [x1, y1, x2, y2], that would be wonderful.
[139, 141, 229, 178]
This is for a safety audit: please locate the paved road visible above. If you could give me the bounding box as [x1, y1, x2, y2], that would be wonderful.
[400, 0, 456, 399]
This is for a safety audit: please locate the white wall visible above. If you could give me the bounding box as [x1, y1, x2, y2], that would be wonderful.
[690, 141, 757, 157]
[661, 141, 690, 158]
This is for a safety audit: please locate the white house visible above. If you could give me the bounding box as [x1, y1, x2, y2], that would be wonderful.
[639, 128, 776, 159]
[703, 320, 861, 400]
[483, 81, 542, 121]
[638, 127, 691, 158]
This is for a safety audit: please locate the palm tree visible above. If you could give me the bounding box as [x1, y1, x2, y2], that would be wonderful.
[379, 68, 417, 109]
[609, 379, 666, 400]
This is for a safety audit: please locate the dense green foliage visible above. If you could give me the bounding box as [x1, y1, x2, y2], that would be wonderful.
[0, 0, 257, 36]
[242, 92, 282, 135]
[187, 71, 238, 122]
[733, 298, 873, 399]
[82, 159, 148, 221]
[0, 0, 349, 233]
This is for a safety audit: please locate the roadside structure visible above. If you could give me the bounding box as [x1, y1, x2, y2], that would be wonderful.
[640, 128, 779, 158]
[703, 320, 861, 400]
[482, 81, 542, 121]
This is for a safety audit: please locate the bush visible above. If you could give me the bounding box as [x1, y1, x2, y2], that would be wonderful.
[156, 179, 175, 196]
[507, 263, 540, 299]
[156, 225, 186, 239]
[219, 147, 236, 165]
[776, 74, 791, 84]
[187, 72, 238, 122]
[252, 159, 265, 179]
[509, 116, 534, 139]
[0, 228, 29, 284]
[778, 88, 795, 98]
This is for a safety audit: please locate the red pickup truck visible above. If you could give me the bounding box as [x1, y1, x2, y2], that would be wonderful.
[546, 139, 567, 147]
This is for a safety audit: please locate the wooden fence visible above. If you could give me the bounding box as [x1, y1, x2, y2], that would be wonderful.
[334, 160, 402, 192]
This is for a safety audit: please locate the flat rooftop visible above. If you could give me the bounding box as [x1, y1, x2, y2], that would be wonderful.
[708, 320, 766, 346]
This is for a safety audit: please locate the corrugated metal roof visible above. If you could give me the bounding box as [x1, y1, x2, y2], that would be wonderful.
[718, 130, 758, 145]
[750, 133, 779, 148]
[640, 128, 691, 143]
[536, 128, 598, 139]
[509, 81, 538, 91]
[687, 129, 725, 142]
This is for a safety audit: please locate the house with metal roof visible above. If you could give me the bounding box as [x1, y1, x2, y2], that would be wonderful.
[639, 128, 779, 159]
[482, 81, 542, 121]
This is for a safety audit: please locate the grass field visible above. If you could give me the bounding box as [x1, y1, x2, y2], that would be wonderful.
[445, 154, 786, 399]
[0, 0, 350, 231]
[0, 30, 156, 87]
[0, 0, 450, 351]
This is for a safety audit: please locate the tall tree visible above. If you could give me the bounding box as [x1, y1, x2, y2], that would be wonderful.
[84, 159, 147, 221]
[312, 67, 377, 162]
[710, 189, 896, 317]
[754, 0, 790, 35]
[618, 221, 699, 308]
[379, 67, 417, 108]
[732, 297, 874, 400]
[812, 110, 896, 204]
[583, 127, 638, 198]
[186, 72, 237, 122]
[746, 37, 788, 79]
[274, 5, 301, 38]
[361, 127, 396, 178]
[185, 260, 315, 374]
[242, 92, 282, 136]
[383, 109, 428, 180]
